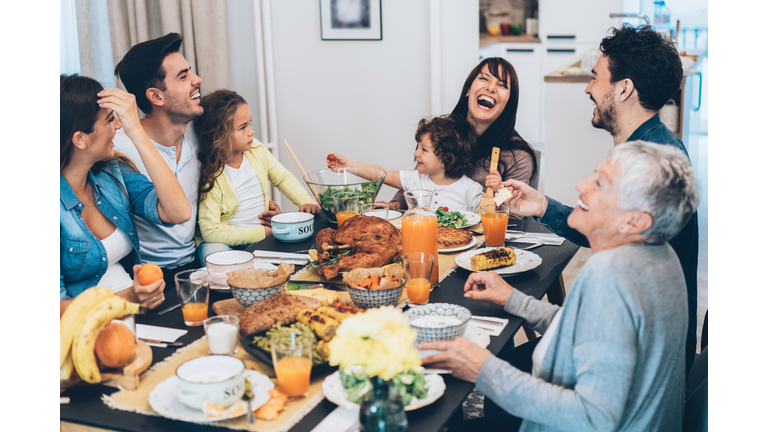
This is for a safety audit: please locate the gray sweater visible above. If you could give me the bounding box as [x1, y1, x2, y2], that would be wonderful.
[476, 242, 687, 432]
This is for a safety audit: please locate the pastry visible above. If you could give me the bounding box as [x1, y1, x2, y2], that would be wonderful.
[437, 226, 473, 249]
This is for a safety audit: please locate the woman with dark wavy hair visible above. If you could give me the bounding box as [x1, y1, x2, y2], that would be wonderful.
[60, 74, 190, 308]
[389, 57, 538, 210]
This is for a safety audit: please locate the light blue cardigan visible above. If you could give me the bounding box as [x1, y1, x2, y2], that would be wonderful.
[476, 242, 687, 432]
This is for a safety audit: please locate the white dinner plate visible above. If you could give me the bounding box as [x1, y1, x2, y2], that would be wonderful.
[322, 371, 445, 411]
[455, 248, 542, 275]
[148, 370, 273, 423]
[364, 210, 402, 220]
[451, 210, 481, 229]
[416, 323, 491, 358]
[438, 236, 478, 254]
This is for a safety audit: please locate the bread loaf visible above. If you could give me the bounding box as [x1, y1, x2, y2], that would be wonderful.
[238, 294, 312, 337]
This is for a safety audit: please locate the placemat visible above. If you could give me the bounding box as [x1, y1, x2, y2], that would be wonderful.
[102, 336, 328, 432]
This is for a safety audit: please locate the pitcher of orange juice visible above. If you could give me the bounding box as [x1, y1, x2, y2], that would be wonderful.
[401, 190, 439, 288]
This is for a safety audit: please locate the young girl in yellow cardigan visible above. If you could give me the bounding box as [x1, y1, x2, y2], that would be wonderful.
[193, 90, 320, 263]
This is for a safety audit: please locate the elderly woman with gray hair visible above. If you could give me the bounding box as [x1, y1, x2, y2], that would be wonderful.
[421, 141, 698, 432]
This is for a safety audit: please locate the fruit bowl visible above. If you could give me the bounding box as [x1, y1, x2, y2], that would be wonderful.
[304, 167, 387, 224]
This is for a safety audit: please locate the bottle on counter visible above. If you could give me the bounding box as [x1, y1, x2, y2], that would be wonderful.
[401, 190, 439, 288]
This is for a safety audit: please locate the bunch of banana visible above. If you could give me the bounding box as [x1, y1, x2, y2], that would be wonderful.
[59, 286, 146, 383]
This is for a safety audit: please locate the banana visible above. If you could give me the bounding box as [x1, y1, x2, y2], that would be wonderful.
[60, 286, 115, 367]
[60, 352, 74, 382]
[72, 297, 145, 384]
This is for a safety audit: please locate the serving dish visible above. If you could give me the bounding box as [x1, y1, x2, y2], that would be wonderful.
[304, 167, 386, 224]
[405, 303, 471, 343]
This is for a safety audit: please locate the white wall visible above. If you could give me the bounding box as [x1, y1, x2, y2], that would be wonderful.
[256, 0, 478, 211]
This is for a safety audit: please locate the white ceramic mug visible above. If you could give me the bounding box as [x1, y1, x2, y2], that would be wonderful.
[176, 356, 246, 410]
[205, 250, 255, 289]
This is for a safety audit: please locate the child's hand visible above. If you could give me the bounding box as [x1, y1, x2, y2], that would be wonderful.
[327, 153, 349, 170]
[485, 169, 502, 191]
[264, 226, 273, 237]
[299, 203, 321, 214]
[259, 200, 282, 226]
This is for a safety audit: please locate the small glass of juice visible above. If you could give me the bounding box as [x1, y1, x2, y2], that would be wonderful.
[333, 192, 360, 226]
[271, 329, 313, 398]
[403, 252, 434, 304]
[174, 269, 210, 326]
[480, 204, 510, 247]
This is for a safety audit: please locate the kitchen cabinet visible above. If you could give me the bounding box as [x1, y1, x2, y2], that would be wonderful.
[539, 0, 622, 44]
[500, 43, 543, 145]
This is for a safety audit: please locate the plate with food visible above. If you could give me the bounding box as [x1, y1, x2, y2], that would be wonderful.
[437, 226, 478, 253]
[435, 208, 481, 229]
[322, 369, 445, 411]
[455, 247, 542, 275]
[148, 370, 273, 423]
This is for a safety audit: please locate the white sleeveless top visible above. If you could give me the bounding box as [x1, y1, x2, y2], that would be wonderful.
[97, 228, 133, 293]
[531, 308, 564, 377]
[225, 160, 265, 227]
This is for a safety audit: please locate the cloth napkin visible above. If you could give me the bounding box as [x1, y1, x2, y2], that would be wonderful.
[134, 324, 187, 342]
[468, 316, 509, 337]
[505, 231, 565, 245]
[310, 406, 359, 432]
[250, 251, 310, 265]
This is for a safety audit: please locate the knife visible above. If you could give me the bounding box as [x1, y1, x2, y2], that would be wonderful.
[140, 338, 184, 347]
[470, 316, 506, 326]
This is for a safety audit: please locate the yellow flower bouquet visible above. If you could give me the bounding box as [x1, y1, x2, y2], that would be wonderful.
[328, 306, 428, 405]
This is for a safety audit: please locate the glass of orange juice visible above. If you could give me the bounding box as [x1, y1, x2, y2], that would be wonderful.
[333, 192, 360, 225]
[271, 329, 313, 398]
[480, 204, 510, 247]
[174, 269, 209, 326]
[403, 252, 434, 304]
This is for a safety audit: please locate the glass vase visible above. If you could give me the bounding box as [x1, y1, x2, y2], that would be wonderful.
[359, 376, 408, 432]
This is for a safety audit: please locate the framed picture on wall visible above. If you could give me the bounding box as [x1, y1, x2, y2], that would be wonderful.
[320, 0, 382, 40]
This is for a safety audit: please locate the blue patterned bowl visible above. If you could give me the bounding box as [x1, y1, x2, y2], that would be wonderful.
[405, 303, 471, 343]
[347, 281, 404, 309]
[228, 282, 286, 308]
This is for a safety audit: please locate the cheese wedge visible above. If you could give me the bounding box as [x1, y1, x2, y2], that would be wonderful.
[493, 188, 512, 206]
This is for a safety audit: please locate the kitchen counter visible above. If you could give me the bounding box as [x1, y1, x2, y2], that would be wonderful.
[479, 33, 540, 48]
[544, 57, 591, 83]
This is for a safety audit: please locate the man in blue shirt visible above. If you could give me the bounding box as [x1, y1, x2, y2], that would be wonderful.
[502, 24, 699, 375]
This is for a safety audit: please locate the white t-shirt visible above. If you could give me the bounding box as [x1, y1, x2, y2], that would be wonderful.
[97, 228, 133, 293]
[224, 160, 265, 227]
[398, 171, 484, 213]
[531, 308, 564, 377]
[112, 123, 200, 269]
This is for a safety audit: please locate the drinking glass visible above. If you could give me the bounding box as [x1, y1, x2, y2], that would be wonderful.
[333, 192, 360, 225]
[480, 204, 510, 247]
[204, 315, 240, 355]
[403, 252, 434, 304]
[362, 202, 389, 220]
[271, 329, 313, 398]
[175, 269, 209, 326]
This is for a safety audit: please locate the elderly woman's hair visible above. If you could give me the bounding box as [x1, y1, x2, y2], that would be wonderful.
[608, 140, 699, 243]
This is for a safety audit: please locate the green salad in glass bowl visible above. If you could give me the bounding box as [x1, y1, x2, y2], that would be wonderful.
[304, 167, 387, 224]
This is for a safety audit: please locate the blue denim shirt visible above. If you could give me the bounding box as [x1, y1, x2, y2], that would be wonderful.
[60, 162, 168, 299]
[537, 114, 699, 373]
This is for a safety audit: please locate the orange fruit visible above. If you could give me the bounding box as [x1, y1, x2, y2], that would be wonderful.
[137, 263, 163, 286]
[94, 323, 136, 368]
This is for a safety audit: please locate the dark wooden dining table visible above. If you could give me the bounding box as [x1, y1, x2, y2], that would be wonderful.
[60, 215, 579, 432]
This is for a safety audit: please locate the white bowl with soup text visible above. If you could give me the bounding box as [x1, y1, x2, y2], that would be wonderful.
[175, 356, 246, 410]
